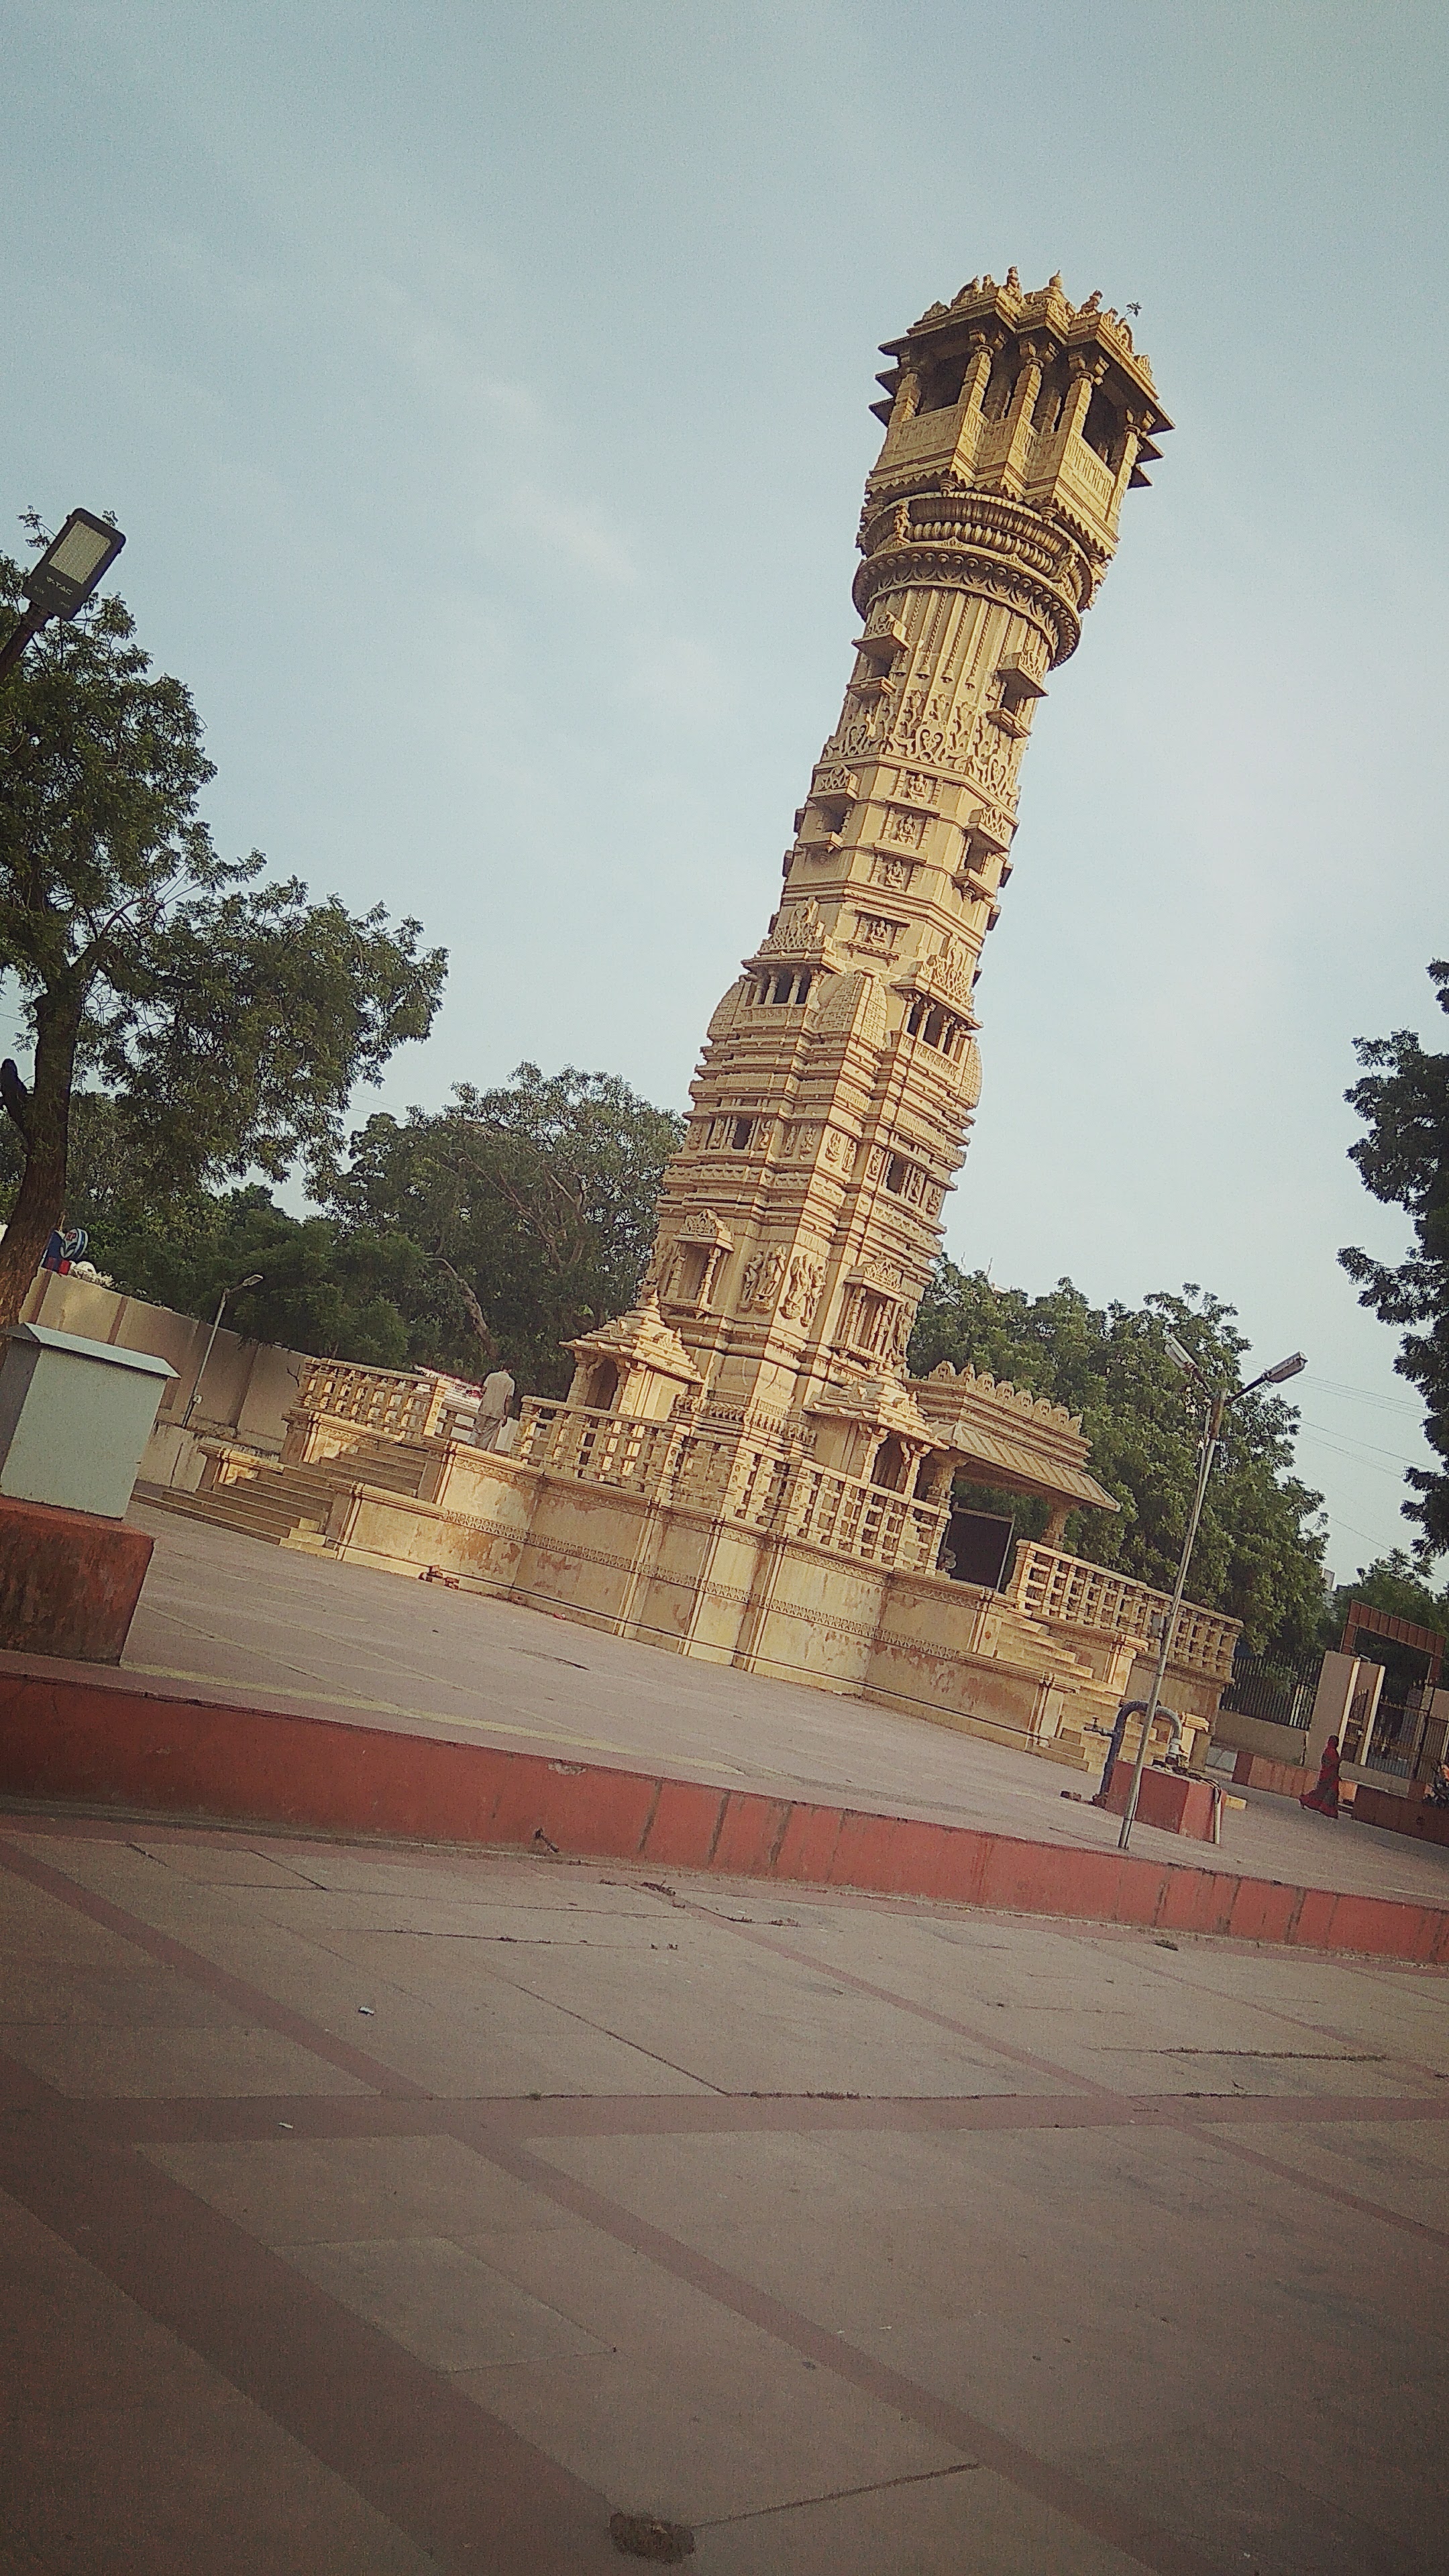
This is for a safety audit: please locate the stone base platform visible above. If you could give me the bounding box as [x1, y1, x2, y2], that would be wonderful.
[145, 1395, 1238, 1775]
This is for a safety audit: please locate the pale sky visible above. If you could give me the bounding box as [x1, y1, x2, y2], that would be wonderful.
[3, 1, 1446, 1586]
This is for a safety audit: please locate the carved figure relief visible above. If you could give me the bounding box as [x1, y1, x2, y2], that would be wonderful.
[763, 900, 823, 957]
[780, 1254, 825, 1325]
[920, 943, 975, 1012]
[853, 913, 901, 956]
[871, 853, 915, 893]
[884, 807, 926, 849]
[738, 1248, 790, 1314]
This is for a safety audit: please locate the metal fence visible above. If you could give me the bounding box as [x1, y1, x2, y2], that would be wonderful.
[1218, 1654, 1321, 1731]
[1363, 1690, 1422, 1780]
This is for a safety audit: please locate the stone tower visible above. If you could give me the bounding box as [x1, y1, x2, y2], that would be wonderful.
[570, 271, 1169, 1501]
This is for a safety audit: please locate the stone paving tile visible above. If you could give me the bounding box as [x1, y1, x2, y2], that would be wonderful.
[0, 2022, 371, 2099]
[280, 2233, 609, 2371]
[474, 1936, 1044, 2099]
[126, 1842, 319, 1888]
[121, 1501, 1449, 1909]
[1063, 2423, 1433, 2576]
[2, 1962, 247, 2029]
[526, 2117, 1448, 2439]
[5, 2394, 443, 2576]
[0, 1875, 144, 1970]
[1223, 2114, 1449, 2224]
[148, 2133, 577, 2247]
[3, 1810, 1447, 2574]
[260, 1960, 714, 2098]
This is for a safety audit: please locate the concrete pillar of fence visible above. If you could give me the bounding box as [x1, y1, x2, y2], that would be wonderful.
[1352, 1661, 1386, 1770]
[1305, 1652, 1362, 1768]
[1413, 1687, 1449, 1787]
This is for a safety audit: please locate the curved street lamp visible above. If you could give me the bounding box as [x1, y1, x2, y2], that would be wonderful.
[180, 1275, 264, 1430]
[1116, 1337, 1306, 1853]
[0, 509, 127, 682]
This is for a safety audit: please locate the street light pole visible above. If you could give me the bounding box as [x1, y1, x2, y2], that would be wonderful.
[1116, 1341, 1306, 1854]
[180, 1276, 263, 1430]
[1117, 1393, 1223, 1849]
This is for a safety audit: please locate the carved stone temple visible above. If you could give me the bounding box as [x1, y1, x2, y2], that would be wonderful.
[204, 274, 1240, 1758]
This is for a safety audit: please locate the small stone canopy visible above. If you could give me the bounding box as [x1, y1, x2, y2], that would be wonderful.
[564, 1293, 702, 1423]
[808, 1362, 1118, 1521]
[675, 1212, 734, 1248]
[910, 1362, 1119, 1518]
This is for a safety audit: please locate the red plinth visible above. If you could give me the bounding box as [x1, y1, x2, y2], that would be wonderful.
[1232, 1748, 1317, 1801]
[0, 1493, 154, 1664]
[1354, 1785, 1449, 1847]
[1099, 1760, 1218, 1841]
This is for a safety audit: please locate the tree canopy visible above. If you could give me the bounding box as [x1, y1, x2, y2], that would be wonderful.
[5, 1064, 684, 1395]
[0, 544, 446, 1319]
[331, 1065, 685, 1391]
[908, 1263, 1328, 1655]
[1340, 959, 1449, 1562]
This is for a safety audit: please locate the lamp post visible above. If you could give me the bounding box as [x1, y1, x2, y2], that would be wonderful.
[1116, 1337, 1306, 1853]
[181, 1276, 264, 1430]
[0, 509, 127, 683]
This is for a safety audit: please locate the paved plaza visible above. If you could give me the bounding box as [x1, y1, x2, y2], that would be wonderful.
[2, 1803, 1447, 2574]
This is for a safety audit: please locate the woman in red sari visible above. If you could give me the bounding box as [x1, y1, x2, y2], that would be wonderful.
[1300, 1735, 1342, 1817]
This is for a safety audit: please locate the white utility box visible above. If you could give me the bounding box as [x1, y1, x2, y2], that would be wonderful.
[0, 1324, 175, 1520]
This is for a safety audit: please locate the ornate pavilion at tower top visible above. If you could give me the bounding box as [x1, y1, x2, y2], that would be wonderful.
[568, 271, 1170, 1519]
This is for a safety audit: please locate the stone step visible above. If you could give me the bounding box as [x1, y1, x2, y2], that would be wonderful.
[326, 1440, 433, 1499]
[142, 1477, 331, 1546]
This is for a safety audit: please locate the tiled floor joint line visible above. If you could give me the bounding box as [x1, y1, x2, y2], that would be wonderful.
[464, 2126, 1224, 2576]
[0, 1835, 427, 2099]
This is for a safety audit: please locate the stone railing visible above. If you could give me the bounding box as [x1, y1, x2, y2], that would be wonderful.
[1006, 1542, 1240, 1682]
[297, 1358, 447, 1444]
[782, 1460, 948, 1576]
[518, 1399, 949, 1578]
[516, 1401, 686, 1497]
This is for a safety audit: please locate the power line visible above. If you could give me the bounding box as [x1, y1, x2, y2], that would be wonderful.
[1294, 1430, 1419, 1482]
[1297, 1420, 1429, 1469]
[1302, 1373, 1421, 1416]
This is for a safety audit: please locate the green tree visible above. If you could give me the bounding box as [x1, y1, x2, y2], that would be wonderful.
[908, 1262, 1328, 1654]
[0, 545, 446, 1321]
[1320, 1549, 1449, 1643]
[1340, 959, 1449, 1561]
[332, 1065, 685, 1392]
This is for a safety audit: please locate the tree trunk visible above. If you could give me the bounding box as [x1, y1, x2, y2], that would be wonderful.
[0, 989, 83, 1327]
